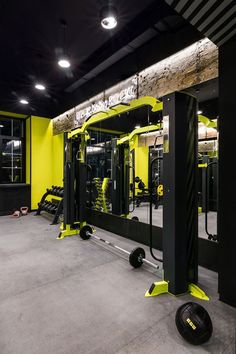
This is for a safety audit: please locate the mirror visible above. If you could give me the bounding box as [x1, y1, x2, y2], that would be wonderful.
[85, 105, 163, 226]
[85, 78, 218, 243]
[185, 78, 218, 241]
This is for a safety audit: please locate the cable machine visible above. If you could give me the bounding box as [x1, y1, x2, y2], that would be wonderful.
[58, 93, 209, 301]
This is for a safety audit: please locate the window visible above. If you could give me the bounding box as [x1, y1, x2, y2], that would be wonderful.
[0, 116, 25, 183]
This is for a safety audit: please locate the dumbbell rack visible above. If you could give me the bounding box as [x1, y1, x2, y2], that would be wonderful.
[93, 178, 110, 213]
[36, 186, 63, 225]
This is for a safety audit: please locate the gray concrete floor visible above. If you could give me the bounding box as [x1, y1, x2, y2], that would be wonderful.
[0, 213, 235, 354]
[130, 204, 217, 239]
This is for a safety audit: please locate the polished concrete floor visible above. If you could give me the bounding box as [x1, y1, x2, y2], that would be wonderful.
[0, 213, 235, 354]
[130, 204, 217, 239]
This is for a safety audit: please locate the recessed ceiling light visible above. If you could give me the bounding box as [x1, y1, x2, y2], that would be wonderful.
[35, 83, 46, 90]
[0, 125, 4, 128]
[20, 99, 29, 105]
[135, 125, 141, 129]
[58, 58, 71, 68]
[198, 110, 203, 114]
[100, 6, 118, 30]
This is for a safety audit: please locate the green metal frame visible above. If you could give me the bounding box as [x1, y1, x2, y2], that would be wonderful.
[68, 96, 163, 139]
[60, 94, 210, 302]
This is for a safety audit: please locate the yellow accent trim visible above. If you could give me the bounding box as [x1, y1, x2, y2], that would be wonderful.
[145, 281, 169, 297]
[152, 101, 163, 112]
[145, 282, 209, 300]
[68, 96, 162, 139]
[198, 207, 202, 214]
[186, 318, 197, 330]
[117, 124, 162, 145]
[198, 163, 208, 168]
[157, 184, 163, 196]
[198, 114, 217, 128]
[0, 110, 29, 119]
[88, 126, 124, 135]
[188, 283, 209, 301]
[57, 222, 87, 239]
[102, 178, 110, 213]
[57, 225, 80, 239]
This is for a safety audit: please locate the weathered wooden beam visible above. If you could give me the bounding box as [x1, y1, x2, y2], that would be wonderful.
[53, 38, 218, 135]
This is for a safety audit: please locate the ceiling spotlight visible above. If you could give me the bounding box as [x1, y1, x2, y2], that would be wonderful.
[135, 125, 141, 129]
[35, 83, 46, 90]
[198, 110, 203, 114]
[20, 99, 29, 105]
[58, 58, 71, 68]
[0, 125, 4, 128]
[100, 6, 118, 30]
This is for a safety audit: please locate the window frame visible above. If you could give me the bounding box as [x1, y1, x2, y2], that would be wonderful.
[0, 116, 26, 184]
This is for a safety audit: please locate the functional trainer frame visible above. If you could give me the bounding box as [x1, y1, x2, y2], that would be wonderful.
[58, 93, 209, 301]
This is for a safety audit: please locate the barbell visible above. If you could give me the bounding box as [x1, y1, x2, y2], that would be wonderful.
[80, 225, 159, 270]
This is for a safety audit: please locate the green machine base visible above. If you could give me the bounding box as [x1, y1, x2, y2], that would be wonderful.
[57, 223, 86, 240]
[145, 281, 209, 301]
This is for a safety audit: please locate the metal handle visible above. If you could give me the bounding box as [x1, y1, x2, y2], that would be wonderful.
[205, 161, 218, 241]
[129, 164, 136, 213]
[149, 156, 163, 262]
[85, 164, 93, 207]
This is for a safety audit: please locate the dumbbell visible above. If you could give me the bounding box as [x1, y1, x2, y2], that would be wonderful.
[54, 187, 61, 196]
[138, 181, 145, 191]
[50, 204, 57, 214]
[43, 201, 50, 212]
[51, 186, 57, 195]
[58, 188, 64, 197]
[48, 202, 56, 213]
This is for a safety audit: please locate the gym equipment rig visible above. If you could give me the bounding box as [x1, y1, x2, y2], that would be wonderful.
[59, 93, 210, 302]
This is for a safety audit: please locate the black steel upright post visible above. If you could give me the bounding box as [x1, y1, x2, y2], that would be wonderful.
[111, 139, 122, 215]
[162, 92, 198, 295]
[218, 36, 236, 308]
[74, 142, 88, 222]
[63, 133, 76, 227]
[111, 139, 130, 216]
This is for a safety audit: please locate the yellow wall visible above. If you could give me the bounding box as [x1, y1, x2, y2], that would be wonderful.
[134, 146, 149, 190]
[0, 111, 64, 210]
[30, 119, 64, 209]
[31, 116, 53, 209]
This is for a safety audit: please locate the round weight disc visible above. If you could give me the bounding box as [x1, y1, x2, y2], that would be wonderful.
[129, 247, 145, 268]
[157, 184, 163, 196]
[175, 302, 213, 345]
[132, 216, 139, 221]
[80, 225, 93, 240]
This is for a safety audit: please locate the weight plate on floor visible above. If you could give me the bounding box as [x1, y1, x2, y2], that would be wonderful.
[80, 225, 93, 240]
[131, 216, 139, 221]
[129, 247, 145, 268]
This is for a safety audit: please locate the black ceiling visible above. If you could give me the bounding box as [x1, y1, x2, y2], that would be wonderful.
[0, 0, 202, 118]
[165, 0, 236, 47]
